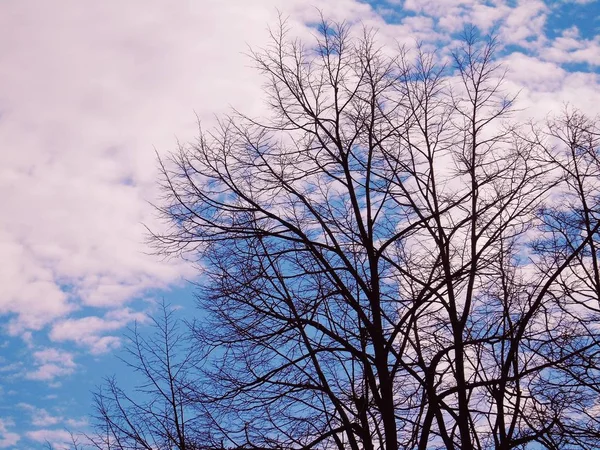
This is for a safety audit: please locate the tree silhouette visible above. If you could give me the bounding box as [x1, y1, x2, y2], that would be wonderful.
[86, 18, 600, 450]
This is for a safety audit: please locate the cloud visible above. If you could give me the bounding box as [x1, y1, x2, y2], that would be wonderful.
[49, 308, 148, 354]
[500, 51, 600, 122]
[501, 0, 547, 43]
[0, 0, 596, 339]
[541, 26, 600, 66]
[26, 429, 72, 449]
[0, 0, 599, 447]
[0, 234, 73, 335]
[0, 0, 431, 347]
[17, 403, 88, 442]
[25, 348, 76, 381]
[402, 0, 548, 44]
[0, 419, 19, 449]
[0, 0, 593, 352]
[64, 418, 88, 429]
[18, 403, 62, 427]
[560, 0, 596, 4]
[0, 0, 381, 338]
[0, 0, 213, 337]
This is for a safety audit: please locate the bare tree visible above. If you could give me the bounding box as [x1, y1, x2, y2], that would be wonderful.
[85, 301, 203, 450]
[86, 17, 600, 450]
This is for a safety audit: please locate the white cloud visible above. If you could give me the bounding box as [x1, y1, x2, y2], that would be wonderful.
[26, 363, 73, 381]
[49, 308, 147, 354]
[502, 52, 568, 91]
[402, 0, 548, 44]
[0, 0, 391, 340]
[499, 0, 548, 46]
[25, 348, 76, 381]
[64, 418, 88, 429]
[0, 419, 19, 449]
[0, 234, 73, 335]
[0, 0, 596, 342]
[541, 26, 600, 66]
[1, 0, 593, 343]
[0, 0, 599, 445]
[501, 52, 600, 122]
[0, 0, 441, 346]
[561, 0, 596, 4]
[18, 403, 62, 427]
[26, 429, 72, 449]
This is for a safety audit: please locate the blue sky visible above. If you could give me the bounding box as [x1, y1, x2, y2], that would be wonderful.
[0, 0, 599, 448]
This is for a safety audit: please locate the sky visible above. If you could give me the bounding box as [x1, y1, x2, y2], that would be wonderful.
[0, 0, 599, 448]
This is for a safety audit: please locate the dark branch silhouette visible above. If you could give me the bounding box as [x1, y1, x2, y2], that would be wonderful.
[78, 17, 600, 450]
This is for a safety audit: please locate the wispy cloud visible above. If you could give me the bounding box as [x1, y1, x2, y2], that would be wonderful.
[26, 429, 72, 449]
[25, 348, 76, 381]
[49, 308, 147, 354]
[18, 403, 62, 427]
[541, 26, 600, 66]
[0, 419, 19, 449]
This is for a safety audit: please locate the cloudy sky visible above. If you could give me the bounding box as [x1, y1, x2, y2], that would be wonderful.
[0, 0, 599, 448]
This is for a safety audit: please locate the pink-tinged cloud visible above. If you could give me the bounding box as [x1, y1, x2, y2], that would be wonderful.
[26, 429, 72, 449]
[0, 419, 19, 449]
[25, 348, 76, 381]
[0, 0, 598, 446]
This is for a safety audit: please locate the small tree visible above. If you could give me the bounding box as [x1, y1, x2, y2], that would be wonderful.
[87, 302, 202, 450]
[88, 18, 600, 450]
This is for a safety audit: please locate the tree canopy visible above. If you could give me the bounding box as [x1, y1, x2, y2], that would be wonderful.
[82, 18, 600, 450]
